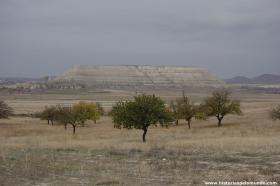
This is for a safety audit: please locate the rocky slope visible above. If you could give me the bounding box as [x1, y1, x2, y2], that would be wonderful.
[55, 65, 224, 90]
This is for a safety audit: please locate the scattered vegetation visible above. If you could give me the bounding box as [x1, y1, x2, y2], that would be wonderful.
[2, 89, 280, 186]
[112, 94, 174, 142]
[6, 88, 252, 140]
[36, 90, 245, 134]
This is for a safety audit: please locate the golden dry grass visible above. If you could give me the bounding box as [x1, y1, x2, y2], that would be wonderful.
[0, 91, 280, 185]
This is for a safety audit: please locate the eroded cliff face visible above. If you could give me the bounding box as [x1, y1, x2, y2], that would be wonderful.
[56, 65, 224, 89]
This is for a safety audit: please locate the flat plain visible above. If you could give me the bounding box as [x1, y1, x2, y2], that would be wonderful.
[0, 90, 280, 186]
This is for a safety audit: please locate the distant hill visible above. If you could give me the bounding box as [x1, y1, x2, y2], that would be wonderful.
[55, 65, 225, 90]
[225, 74, 280, 84]
[225, 76, 251, 84]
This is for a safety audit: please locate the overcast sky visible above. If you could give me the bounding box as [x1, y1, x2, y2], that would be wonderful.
[1, 0, 280, 78]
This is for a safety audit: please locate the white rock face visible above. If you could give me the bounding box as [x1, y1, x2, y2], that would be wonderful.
[57, 65, 224, 89]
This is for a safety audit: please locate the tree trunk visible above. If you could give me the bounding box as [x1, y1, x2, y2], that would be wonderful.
[175, 120, 179, 126]
[142, 128, 148, 143]
[51, 120, 53, 126]
[218, 117, 222, 127]
[64, 123, 67, 130]
[187, 119, 191, 129]
[47, 120, 49, 125]
[94, 119, 96, 124]
[72, 124, 76, 134]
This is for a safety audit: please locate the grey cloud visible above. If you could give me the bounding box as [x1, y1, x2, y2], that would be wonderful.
[0, 0, 280, 78]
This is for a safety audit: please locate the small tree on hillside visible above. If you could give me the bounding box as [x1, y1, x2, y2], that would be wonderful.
[0, 100, 13, 119]
[40, 106, 57, 125]
[270, 105, 280, 121]
[203, 89, 242, 127]
[112, 94, 174, 142]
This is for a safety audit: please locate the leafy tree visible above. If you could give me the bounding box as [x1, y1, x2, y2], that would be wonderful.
[112, 94, 174, 142]
[203, 89, 242, 127]
[270, 105, 280, 121]
[0, 100, 13, 119]
[55, 102, 101, 134]
[72, 102, 101, 125]
[56, 105, 73, 130]
[40, 106, 57, 125]
[171, 94, 206, 129]
[176, 96, 199, 129]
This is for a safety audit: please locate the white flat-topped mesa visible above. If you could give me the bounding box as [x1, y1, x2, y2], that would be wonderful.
[56, 65, 225, 89]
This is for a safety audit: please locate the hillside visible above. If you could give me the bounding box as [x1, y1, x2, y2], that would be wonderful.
[55, 65, 225, 90]
[225, 74, 280, 84]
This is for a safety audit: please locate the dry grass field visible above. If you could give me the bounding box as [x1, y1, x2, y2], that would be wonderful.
[0, 91, 280, 185]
